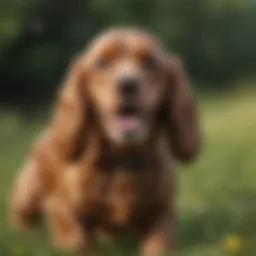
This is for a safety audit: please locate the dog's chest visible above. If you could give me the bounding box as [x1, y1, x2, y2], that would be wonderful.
[82, 166, 166, 230]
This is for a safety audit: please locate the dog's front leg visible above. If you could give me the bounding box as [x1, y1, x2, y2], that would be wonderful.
[45, 195, 97, 255]
[139, 215, 176, 256]
[45, 165, 98, 255]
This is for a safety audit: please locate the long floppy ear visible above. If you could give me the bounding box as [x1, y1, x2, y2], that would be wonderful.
[50, 56, 89, 161]
[164, 56, 200, 162]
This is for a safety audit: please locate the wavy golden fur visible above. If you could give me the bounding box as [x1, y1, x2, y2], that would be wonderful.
[10, 28, 200, 255]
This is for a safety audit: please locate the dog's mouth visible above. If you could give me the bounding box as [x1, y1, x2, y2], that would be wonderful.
[116, 104, 142, 134]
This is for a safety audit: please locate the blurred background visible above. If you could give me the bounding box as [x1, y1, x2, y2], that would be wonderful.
[0, 0, 256, 255]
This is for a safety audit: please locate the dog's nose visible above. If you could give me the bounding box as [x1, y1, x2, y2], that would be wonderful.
[118, 77, 139, 96]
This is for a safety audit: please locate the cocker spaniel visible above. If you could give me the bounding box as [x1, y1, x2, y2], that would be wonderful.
[10, 28, 200, 255]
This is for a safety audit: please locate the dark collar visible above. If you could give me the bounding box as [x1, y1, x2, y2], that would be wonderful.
[98, 152, 152, 172]
[115, 154, 150, 171]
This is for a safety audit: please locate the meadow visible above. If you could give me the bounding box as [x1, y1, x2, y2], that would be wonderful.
[0, 89, 255, 255]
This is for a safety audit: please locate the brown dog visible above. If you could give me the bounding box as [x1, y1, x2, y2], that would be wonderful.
[10, 28, 200, 255]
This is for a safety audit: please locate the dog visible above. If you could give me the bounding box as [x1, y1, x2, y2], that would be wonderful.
[10, 28, 200, 255]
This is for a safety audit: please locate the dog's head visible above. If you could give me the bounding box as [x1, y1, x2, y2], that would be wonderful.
[52, 28, 199, 161]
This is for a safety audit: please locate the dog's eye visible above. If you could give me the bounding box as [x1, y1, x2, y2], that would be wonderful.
[95, 57, 109, 69]
[141, 55, 156, 70]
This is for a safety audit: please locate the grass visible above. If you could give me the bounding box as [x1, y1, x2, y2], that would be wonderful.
[0, 89, 256, 255]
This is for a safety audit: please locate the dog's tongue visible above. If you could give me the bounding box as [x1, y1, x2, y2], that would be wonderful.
[117, 116, 140, 131]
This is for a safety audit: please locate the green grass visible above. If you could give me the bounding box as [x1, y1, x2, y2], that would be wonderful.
[0, 90, 256, 255]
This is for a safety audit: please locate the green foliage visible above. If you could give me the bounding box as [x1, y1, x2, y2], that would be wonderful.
[0, 89, 256, 255]
[0, 0, 31, 54]
[0, 0, 256, 110]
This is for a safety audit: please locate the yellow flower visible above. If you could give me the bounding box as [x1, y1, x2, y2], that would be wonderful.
[224, 234, 243, 253]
